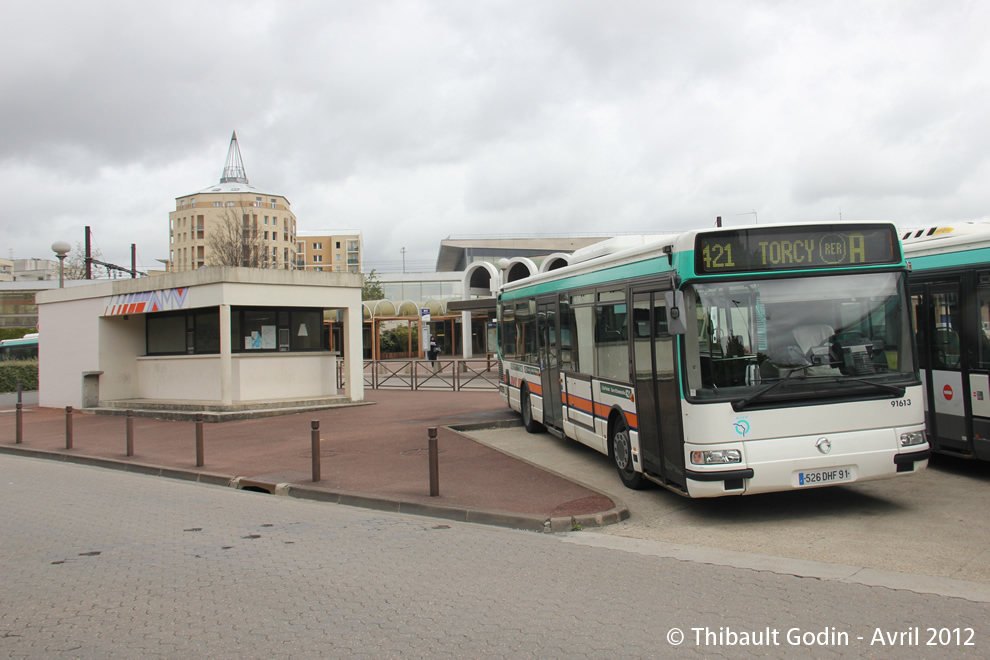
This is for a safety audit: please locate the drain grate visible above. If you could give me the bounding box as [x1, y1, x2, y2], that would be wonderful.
[299, 449, 340, 458]
[400, 447, 447, 457]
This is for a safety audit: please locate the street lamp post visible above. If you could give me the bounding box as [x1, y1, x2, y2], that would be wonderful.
[400, 247, 407, 273]
[51, 241, 71, 288]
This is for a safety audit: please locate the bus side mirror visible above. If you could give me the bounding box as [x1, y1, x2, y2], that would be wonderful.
[664, 290, 687, 335]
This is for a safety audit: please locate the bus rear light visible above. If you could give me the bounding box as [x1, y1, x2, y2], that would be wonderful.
[900, 431, 926, 447]
[690, 449, 742, 465]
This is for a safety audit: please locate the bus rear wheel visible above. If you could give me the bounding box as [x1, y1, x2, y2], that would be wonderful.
[520, 388, 544, 434]
[611, 415, 646, 490]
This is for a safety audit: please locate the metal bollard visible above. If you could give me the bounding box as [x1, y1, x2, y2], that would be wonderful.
[15, 402, 23, 444]
[428, 426, 439, 497]
[126, 410, 134, 457]
[311, 420, 321, 482]
[65, 406, 73, 450]
[195, 413, 204, 467]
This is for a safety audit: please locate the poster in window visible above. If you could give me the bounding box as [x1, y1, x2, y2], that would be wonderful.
[246, 331, 262, 350]
[261, 325, 276, 349]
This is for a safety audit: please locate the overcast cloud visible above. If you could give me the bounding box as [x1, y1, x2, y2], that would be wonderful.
[2, 0, 988, 273]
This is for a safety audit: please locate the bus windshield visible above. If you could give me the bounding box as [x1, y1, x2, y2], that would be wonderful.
[684, 271, 916, 405]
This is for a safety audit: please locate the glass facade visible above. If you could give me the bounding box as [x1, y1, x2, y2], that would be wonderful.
[146, 306, 327, 355]
[0, 290, 40, 329]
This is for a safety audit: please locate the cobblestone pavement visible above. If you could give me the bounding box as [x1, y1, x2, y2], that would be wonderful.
[3, 455, 989, 659]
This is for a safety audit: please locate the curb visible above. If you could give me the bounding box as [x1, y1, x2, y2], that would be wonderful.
[0, 440, 628, 533]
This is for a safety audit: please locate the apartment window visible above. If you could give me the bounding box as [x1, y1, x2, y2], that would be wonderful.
[283, 248, 289, 264]
[180, 200, 186, 210]
[312, 242, 321, 249]
[313, 255, 323, 263]
[190, 198, 195, 208]
[336, 241, 341, 249]
[264, 231, 269, 240]
[264, 216, 269, 225]
[196, 215, 204, 239]
[348, 240, 359, 251]
[226, 201, 234, 207]
[315, 267, 323, 272]
[215, 201, 222, 207]
[335, 254, 341, 262]
[270, 198, 277, 209]
[256, 197, 262, 207]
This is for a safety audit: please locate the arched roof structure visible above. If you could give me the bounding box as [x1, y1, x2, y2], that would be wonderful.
[539, 253, 572, 273]
[462, 262, 501, 298]
[503, 257, 538, 284]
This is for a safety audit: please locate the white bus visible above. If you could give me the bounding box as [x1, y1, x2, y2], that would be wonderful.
[498, 222, 929, 497]
[902, 221, 990, 461]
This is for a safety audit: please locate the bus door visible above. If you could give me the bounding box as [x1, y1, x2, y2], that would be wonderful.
[914, 280, 969, 454]
[972, 275, 990, 459]
[632, 289, 685, 489]
[537, 298, 563, 431]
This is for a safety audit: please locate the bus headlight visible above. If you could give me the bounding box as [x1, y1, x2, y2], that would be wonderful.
[690, 449, 742, 465]
[900, 431, 926, 447]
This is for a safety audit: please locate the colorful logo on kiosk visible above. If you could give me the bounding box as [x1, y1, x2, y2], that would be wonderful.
[104, 287, 190, 316]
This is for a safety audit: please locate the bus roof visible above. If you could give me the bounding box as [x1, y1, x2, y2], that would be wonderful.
[500, 221, 902, 297]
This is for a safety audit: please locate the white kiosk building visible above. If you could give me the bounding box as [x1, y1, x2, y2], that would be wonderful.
[36, 267, 364, 417]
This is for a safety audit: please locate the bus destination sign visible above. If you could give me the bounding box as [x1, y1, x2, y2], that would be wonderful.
[695, 224, 899, 275]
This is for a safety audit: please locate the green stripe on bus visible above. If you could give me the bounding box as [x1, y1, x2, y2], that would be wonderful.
[908, 247, 990, 271]
[501, 256, 673, 301]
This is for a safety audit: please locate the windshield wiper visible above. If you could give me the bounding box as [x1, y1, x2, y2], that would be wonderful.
[830, 376, 905, 396]
[733, 364, 814, 411]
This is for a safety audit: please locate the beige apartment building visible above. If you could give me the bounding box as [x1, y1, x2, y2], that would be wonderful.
[295, 231, 362, 273]
[169, 132, 297, 272]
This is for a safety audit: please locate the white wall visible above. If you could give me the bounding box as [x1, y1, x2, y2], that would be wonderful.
[136, 355, 222, 401]
[233, 354, 337, 401]
[38, 295, 105, 408]
[99, 315, 145, 401]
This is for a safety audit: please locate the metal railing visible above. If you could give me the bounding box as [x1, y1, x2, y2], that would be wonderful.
[352, 358, 500, 391]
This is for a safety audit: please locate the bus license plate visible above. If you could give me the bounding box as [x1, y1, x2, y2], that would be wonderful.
[797, 466, 853, 487]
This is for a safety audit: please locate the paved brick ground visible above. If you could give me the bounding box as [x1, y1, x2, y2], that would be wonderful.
[3, 455, 989, 659]
[0, 390, 618, 525]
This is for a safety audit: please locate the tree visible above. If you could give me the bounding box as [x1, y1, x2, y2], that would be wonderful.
[362, 268, 385, 301]
[63, 242, 104, 280]
[207, 207, 276, 268]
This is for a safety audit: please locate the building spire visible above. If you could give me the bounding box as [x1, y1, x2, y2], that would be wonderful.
[220, 130, 249, 184]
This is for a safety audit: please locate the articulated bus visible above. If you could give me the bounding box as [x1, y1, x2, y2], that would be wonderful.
[902, 221, 990, 461]
[0, 332, 39, 361]
[497, 223, 929, 497]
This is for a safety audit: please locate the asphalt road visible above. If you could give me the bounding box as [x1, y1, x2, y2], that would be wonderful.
[468, 426, 990, 591]
[3, 454, 989, 659]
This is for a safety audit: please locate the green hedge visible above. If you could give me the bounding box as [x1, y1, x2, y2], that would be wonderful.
[0, 360, 38, 393]
[0, 327, 36, 341]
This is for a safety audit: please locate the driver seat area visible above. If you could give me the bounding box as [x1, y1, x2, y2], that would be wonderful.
[792, 324, 835, 354]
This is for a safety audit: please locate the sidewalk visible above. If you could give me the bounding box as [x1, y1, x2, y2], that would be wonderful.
[0, 390, 626, 532]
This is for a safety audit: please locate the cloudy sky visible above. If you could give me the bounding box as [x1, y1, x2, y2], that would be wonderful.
[2, 1, 988, 273]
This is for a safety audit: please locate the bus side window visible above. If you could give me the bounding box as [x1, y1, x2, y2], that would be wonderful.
[931, 290, 960, 369]
[979, 288, 990, 369]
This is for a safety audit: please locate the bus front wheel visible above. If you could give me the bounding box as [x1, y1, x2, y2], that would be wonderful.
[611, 415, 646, 490]
[520, 387, 544, 434]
